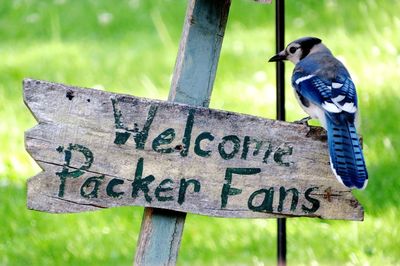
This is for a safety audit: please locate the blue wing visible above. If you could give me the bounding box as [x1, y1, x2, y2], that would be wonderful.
[292, 71, 358, 121]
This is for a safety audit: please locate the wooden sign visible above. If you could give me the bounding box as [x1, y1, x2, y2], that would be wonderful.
[24, 79, 363, 220]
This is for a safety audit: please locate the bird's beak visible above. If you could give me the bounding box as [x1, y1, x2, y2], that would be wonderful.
[268, 50, 287, 62]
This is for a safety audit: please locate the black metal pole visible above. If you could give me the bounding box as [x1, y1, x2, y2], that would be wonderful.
[275, 0, 286, 265]
[276, 1, 285, 121]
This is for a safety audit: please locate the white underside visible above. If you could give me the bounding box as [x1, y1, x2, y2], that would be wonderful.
[293, 89, 327, 129]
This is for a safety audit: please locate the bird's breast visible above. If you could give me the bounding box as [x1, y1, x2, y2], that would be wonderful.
[293, 88, 327, 129]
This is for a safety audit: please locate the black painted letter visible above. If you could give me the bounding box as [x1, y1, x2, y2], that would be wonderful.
[241, 137, 266, 161]
[248, 188, 274, 212]
[302, 187, 320, 213]
[131, 158, 155, 203]
[178, 178, 201, 205]
[221, 168, 261, 208]
[111, 98, 157, 148]
[152, 128, 176, 154]
[155, 179, 174, 202]
[218, 135, 241, 160]
[56, 144, 94, 197]
[80, 175, 104, 198]
[273, 143, 294, 167]
[278, 187, 299, 212]
[106, 178, 125, 198]
[194, 132, 214, 157]
[180, 109, 195, 157]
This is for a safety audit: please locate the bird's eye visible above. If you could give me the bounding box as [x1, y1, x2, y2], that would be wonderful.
[289, 47, 297, 54]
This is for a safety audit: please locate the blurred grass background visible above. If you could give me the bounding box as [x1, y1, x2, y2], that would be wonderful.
[0, 0, 399, 265]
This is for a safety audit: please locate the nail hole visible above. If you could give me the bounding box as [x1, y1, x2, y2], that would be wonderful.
[66, 90, 74, 100]
[175, 145, 183, 151]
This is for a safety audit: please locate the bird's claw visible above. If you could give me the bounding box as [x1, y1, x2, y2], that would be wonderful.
[294, 116, 311, 126]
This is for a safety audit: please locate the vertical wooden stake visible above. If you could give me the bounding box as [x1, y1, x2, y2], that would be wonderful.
[134, 0, 231, 265]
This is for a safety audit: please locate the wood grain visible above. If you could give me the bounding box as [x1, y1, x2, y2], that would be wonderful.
[24, 79, 363, 221]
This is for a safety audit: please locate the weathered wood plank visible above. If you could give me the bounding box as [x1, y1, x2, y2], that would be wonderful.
[24, 79, 363, 221]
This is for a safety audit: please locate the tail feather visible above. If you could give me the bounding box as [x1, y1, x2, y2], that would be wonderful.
[326, 114, 368, 189]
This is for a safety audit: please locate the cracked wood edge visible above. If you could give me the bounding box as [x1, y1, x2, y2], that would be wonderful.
[24, 78, 363, 222]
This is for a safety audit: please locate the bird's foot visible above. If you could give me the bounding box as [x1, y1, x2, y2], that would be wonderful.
[294, 116, 311, 126]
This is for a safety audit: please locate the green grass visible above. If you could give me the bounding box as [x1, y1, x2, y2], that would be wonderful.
[1, 0, 399, 265]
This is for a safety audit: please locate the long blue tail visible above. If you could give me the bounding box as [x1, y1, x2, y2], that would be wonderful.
[326, 114, 368, 189]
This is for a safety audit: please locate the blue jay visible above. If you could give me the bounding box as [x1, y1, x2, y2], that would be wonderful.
[269, 37, 368, 189]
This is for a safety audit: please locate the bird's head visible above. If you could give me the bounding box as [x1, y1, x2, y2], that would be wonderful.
[268, 37, 325, 64]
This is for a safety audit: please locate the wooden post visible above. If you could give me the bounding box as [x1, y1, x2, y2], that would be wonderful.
[134, 0, 231, 264]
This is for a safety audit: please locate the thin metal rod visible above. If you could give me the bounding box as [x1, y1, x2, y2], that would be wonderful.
[277, 218, 286, 266]
[275, 0, 286, 266]
[276, 0, 285, 121]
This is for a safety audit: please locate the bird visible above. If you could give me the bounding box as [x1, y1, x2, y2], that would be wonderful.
[268, 37, 368, 189]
